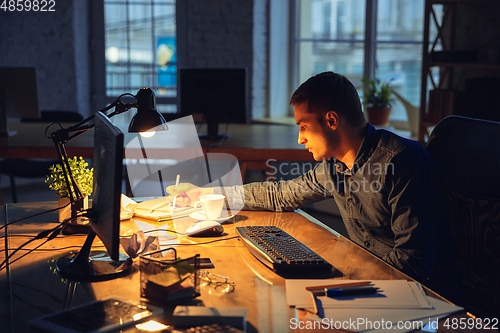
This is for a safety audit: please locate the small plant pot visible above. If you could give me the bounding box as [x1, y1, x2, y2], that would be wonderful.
[366, 107, 392, 126]
[59, 196, 89, 222]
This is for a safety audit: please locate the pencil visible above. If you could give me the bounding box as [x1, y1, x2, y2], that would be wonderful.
[172, 174, 180, 211]
[148, 198, 169, 212]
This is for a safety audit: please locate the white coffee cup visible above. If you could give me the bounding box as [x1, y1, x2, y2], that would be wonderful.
[193, 194, 225, 220]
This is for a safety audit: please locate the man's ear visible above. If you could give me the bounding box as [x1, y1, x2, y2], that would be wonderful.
[325, 111, 339, 130]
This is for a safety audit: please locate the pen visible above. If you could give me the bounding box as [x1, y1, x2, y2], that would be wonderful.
[172, 174, 180, 211]
[306, 281, 371, 291]
[149, 174, 181, 212]
[310, 292, 324, 318]
[325, 286, 378, 298]
[310, 292, 318, 314]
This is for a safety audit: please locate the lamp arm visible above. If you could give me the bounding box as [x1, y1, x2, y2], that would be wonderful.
[51, 97, 136, 143]
[53, 139, 85, 205]
[48, 94, 137, 218]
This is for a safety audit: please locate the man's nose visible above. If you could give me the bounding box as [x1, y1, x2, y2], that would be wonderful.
[298, 133, 306, 145]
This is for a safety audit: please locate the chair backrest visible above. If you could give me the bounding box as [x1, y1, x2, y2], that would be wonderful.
[426, 115, 500, 317]
[22, 110, 83, 123]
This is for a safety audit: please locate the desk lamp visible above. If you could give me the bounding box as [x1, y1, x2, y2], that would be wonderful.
[49, 87, 167, 231]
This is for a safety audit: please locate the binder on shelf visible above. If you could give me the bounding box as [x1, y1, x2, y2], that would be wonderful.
[427, 89, 455, 123]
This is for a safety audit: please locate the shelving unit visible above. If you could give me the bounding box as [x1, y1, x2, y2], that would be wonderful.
[419, 0, 500, 143]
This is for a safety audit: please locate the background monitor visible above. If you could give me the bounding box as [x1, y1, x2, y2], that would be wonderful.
[56, 111, 127, 281]
[0, 67, 39, 136]
[179, 68, 248, 140]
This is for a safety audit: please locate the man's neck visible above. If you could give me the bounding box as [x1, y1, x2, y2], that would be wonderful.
[336, 124, 366, 169]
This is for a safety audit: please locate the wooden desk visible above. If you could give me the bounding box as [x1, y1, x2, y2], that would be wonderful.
[1, 202, 480, 333]
[0, 122, 314, 182]
[0, 122, 313, 160]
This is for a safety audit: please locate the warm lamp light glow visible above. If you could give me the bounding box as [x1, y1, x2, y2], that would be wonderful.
[135, 320, 170, 331]
[140, 131, 156, 138]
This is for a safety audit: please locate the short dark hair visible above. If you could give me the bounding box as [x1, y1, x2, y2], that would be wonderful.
[290, 72, 365, 127]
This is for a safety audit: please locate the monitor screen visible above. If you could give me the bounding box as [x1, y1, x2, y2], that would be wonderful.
[0, 67, 39, 135]
[56, 112, 127, 281]
[179, 68, 248, 139]
[91, 111, 124, 261]
[0, 67, 39, 119]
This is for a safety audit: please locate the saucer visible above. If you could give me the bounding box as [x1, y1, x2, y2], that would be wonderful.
[189, 211, 234, 223]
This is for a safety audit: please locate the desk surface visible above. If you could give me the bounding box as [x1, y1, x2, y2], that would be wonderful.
[1, 202, 479, 333]
[0, 122, 314, 162]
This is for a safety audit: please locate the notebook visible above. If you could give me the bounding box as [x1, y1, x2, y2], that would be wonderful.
[134, 198, 195, 221]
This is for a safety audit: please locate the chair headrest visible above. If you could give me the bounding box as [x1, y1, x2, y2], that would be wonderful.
[426, 115, 500, 199]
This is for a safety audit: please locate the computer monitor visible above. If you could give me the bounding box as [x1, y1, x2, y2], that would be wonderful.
[89, 111, 123, 260]
[179, 68, 248, 140]
[56, 111, 129, 282]
[0, 67, 40, 136]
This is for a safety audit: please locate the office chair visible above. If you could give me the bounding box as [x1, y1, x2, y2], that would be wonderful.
[426, 115, 500, 318]
[390, 89, 419, 141]
[0, 111, 83, 203]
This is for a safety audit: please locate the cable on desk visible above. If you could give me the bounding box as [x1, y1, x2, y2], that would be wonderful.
[0, 233, 88, 239]
[142, 228, 240, 241]
[0, 211, 91, 272]
[175, 235, 240, 245]
[3, 244, 103, 252]
[0, 220, 68, 271]
[2, 238, 56, 271]
[1, 229, 239, 271]
[141, 228, 181, 235]
[0, 218, 69, 270]
[149, 232, 240, 246]
[0, 200, 71, 232]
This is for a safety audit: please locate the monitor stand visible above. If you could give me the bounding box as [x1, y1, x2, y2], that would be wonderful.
[56, 229, 132, 282]
[198, 119, 229, 141]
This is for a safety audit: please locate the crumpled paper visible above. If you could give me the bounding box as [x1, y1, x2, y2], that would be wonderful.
[120, 194, 138, 220]
[119, 230, 161, 259]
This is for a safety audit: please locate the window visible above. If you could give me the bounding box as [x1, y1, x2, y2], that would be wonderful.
[104, 0, 177, 114]
[295, 0, 432, 125]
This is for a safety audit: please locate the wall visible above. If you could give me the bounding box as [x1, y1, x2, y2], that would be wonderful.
[176, 0, 269, 119]
[0, 0, 271, 121]
[0, 0, 91, 117]
[269, 0, 292, 118]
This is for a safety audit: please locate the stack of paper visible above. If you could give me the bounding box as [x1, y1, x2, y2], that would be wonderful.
[286, 279, 463, 333]
[134, 198, 195, 221]
[133, 219, 178, 246]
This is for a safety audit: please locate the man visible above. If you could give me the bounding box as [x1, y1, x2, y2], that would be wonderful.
[169, 72, 459, 301]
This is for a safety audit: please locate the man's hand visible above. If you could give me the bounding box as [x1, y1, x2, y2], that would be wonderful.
[165, 183, 213, 207]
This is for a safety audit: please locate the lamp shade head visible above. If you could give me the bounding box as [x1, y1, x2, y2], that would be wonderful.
[128, 88, 168, 133]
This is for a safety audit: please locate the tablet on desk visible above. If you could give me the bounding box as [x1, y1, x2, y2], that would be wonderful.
[29, 297, 163, 333]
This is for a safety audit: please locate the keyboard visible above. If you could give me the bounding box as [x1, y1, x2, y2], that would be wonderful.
[236, 226, 332, 273]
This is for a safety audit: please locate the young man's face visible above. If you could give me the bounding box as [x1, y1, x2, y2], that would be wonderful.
[294, 103, 337, 161]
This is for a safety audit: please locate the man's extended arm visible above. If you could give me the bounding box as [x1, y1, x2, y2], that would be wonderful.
[215, 160, 335, 212]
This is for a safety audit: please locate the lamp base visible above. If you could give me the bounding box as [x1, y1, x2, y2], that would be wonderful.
[59, 197, 90, 234]
[56, 251, 132, 282]
[62, 220, 91, 235]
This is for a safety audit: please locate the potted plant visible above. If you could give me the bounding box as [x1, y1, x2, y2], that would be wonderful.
[362, 78, 393, 126]
[45, 156, 93, 222]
